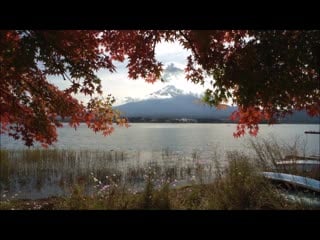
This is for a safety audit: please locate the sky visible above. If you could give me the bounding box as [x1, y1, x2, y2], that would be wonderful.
[49, 41, 213, 106]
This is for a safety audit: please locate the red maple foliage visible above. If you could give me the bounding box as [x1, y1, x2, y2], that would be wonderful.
[1, 30, 319, 146]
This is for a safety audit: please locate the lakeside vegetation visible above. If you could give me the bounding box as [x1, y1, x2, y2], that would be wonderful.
[1, 138, 319, 210]
[0, 154, 308, 210]
[1, 30, 319, 212]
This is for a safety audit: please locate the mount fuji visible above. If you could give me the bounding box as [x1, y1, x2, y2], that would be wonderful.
[115, 85, 318, 123]
[115, 85, 236, 120]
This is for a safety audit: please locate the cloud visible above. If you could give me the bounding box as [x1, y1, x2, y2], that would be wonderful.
[166, 63, 184, 74]
[161, 63, 184, 82]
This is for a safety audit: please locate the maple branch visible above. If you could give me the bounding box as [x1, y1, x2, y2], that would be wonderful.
[62, 72, 73, 84]
[178, 30, 201, 61]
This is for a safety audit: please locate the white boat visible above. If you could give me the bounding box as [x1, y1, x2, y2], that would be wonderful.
[279, 191, 320, 208]
[262, 172, 320, 192]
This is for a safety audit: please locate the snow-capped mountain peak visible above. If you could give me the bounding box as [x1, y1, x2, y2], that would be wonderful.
[148, 85, 184, 99]
[117, 85, 190, 105]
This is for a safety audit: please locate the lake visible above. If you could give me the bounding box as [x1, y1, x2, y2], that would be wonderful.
[1, 123, 319, 154]
[0, 123, 319, 199]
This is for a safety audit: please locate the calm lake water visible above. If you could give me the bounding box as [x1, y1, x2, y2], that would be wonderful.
[1, 123, 319, 154]
[0, 123, 319, 199]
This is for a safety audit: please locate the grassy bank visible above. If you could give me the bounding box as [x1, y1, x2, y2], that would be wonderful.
[0, 153, 317, 210]
[0, 138, 319, 210]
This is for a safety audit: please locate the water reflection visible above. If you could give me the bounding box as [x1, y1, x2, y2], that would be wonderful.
[1, 123, 319, 199]
[0, 149, 221, 199]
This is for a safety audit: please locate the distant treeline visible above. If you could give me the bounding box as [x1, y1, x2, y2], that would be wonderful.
[128, 117, 231, 123]
[57, 116, 319, 124]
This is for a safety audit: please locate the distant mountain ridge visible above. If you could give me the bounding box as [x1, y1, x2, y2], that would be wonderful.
[116, 85, 235, 120]
[115, 85, 319, 123]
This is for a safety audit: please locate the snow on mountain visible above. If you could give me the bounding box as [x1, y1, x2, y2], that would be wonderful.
[147, 85, 185, 99]
[115, 85, 236, 120]
[115, 84, 319, 123]
[119, 85, 194, 104]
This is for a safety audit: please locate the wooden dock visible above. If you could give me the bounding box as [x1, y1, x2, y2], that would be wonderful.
[304, 131, 320, 134]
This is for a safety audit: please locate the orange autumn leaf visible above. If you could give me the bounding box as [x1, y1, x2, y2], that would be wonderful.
[0, 30, 319, 146]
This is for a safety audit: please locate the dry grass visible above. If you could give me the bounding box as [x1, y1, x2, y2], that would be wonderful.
[0, 152, 310, 210]
[1, 138, 318, 210]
